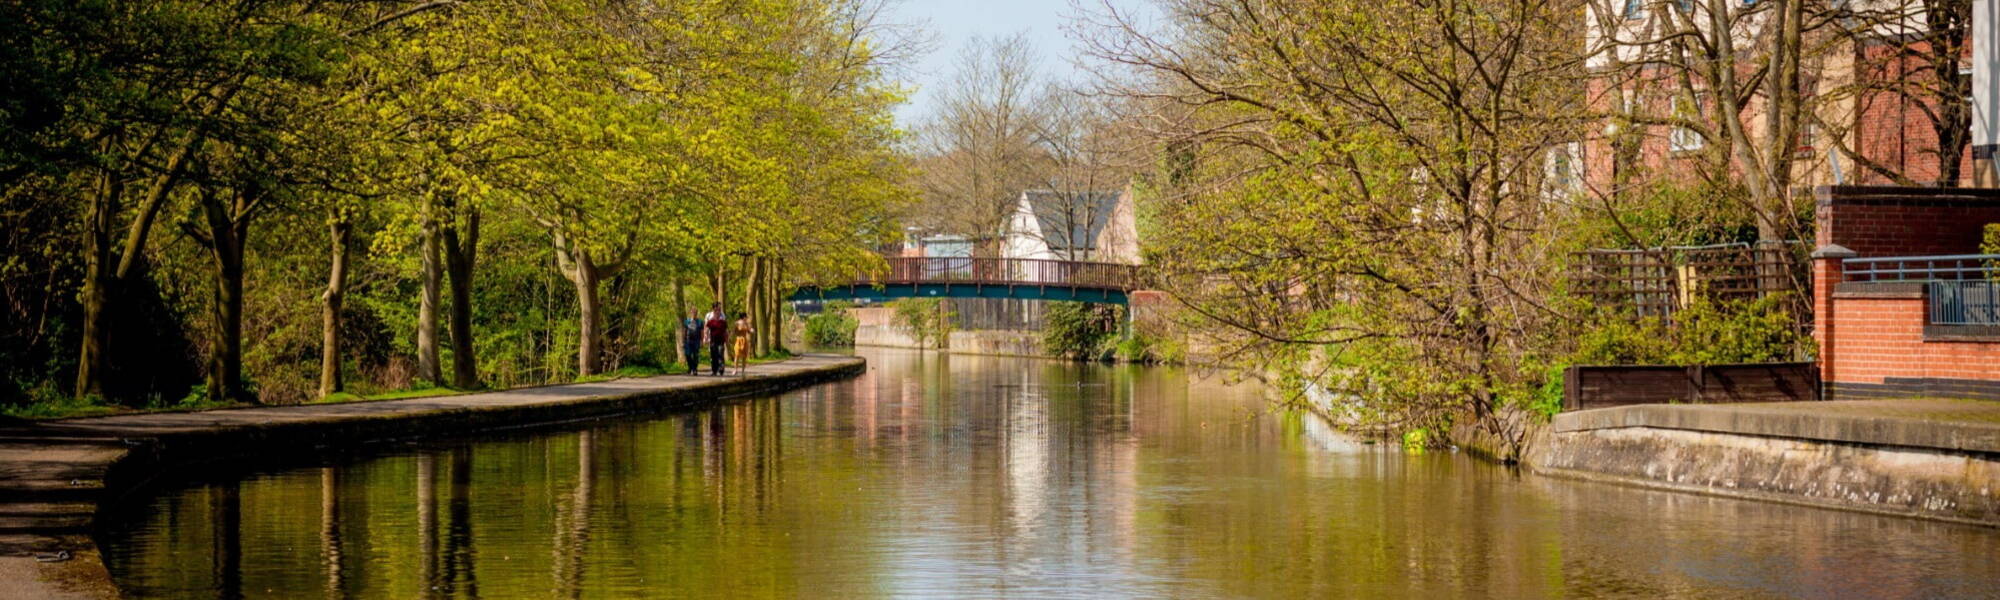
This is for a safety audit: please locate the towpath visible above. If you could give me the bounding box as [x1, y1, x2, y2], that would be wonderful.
[0, 354, 864, 599]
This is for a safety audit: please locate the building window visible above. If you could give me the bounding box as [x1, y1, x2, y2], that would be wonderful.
[1961, 64, 1974, 105]
[1670, 94, 1704, 153]
[1544, 142, 1583, 201]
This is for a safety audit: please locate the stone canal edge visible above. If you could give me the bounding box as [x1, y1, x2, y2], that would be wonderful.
[1526, 399, 2000, 528]
[0, 354, 866, 599]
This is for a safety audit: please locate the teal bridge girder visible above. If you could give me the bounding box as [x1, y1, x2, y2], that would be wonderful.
[789, 257, 1139, 305]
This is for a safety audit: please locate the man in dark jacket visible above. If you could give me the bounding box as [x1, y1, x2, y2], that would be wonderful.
[704, 304, 728, 376]
[680, 312, 703, 375]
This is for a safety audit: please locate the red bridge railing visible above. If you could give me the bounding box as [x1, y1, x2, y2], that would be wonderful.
[851, 257, 1139, 290]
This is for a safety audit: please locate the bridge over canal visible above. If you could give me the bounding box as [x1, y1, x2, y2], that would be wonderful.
[789, 257, 1140, 305]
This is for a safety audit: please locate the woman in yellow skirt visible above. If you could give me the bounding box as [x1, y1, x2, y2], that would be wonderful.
[731, 315, 754, 375]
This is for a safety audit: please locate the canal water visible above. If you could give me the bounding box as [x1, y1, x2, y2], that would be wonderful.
[99, 348, 2000, 598]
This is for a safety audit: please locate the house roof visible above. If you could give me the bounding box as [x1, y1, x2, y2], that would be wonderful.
[1020, 190, 1121, 252]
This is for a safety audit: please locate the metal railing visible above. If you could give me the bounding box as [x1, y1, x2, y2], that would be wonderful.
[854, 256, 1140, 290]
[1930, 280, 2000, 326]
[1842, 254, 2000, 326]
[1841, 254, 2000, 282]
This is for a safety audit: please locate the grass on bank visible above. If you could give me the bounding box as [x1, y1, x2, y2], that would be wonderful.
[3, 350, 805, 421]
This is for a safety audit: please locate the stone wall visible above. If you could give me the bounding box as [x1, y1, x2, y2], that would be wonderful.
[1532, 425, 2000, 525]
[851, 306, 1051, 357]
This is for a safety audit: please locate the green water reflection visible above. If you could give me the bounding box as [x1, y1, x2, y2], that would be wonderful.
[100, 349, 2000, 598]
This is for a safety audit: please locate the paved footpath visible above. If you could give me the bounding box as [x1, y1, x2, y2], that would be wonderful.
[0, 354, 863, 599]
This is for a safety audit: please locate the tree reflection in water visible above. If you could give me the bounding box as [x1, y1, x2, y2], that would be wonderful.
[96, 348, 2000, 599]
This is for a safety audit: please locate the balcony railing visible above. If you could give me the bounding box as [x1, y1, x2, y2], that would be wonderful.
[1930, 280, 2000, 326]
[1842, 254, 2000, 326]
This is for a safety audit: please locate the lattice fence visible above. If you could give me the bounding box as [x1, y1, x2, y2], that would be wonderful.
[1569, 241, 1807, 321]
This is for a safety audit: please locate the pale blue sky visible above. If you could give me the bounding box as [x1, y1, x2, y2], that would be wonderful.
[885, 0, 1153, 126]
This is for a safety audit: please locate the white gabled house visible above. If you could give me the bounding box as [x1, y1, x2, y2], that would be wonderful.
[1000, 189, 1129, 263]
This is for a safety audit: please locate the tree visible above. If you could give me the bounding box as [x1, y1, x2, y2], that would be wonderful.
[1577, 0, 1970, 239]
[1084, 0, 1584, 451]
[910, 34, 1053, 247]
[0, 0, 916, 410]
[1820, 0, 1974, 186]
[1022, 89, 1133, 262]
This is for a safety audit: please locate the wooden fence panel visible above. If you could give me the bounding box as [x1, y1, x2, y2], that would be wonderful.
[1563, 362, 1819, 411]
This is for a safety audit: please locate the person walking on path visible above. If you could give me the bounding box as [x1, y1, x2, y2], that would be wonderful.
[680, 312, 703, 375]
[732, 314, 754, 376]
[704, 304, 728, 376]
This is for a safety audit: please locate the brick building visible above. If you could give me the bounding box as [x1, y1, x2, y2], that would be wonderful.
[1577, 1, 1972, 194]
[1811, 186, 2000, 400]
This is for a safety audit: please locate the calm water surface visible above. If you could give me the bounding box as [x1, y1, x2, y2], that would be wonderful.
[100, 348, 2000, 598]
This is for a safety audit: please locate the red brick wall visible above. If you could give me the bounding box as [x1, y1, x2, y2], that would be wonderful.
[1824, 293, 2000, 386]
[1813, 186, 2000, 256]
[1812, 257, 1841, 383]
[1851, 40, 1972, 186]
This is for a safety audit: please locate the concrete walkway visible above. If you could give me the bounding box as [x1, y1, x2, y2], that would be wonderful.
[0, 354, 864, 599]
[1553, 398, 2000, 454]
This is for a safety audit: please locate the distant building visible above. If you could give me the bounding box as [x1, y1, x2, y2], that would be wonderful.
[1001, 189, 1126, 262]
[1577, 0, 1973, 194]
[897, 228, 974, 258]
[1093, 188, 1142, 266]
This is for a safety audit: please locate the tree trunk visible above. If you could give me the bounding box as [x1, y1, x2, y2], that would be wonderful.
[571, 256, 602, 377]
[441, 207, 480, 389]
[75, 108, 216, 400]
[712, 264, 727, 318]
[199, 191, 250, 404]
[212, 246, 245, 402]
[75, 170, 119, 400]
[762, 259, 781, 354]
[1754, 0, 1803, 241]
[417, 210, 443, 385]
[319, 217, 351, 398]
[673, 278, 688, 365]
[755, 259, 770, 356]
[744, 256, 762, 357]
[1930, 3, 1972, 186]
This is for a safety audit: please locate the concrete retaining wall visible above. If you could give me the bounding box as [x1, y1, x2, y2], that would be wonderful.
[1533, 426, 2000, 524]
[945, 330, 1043, 357]
[1529, 400, 2000, 525]
[854, 323, 927, 348]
